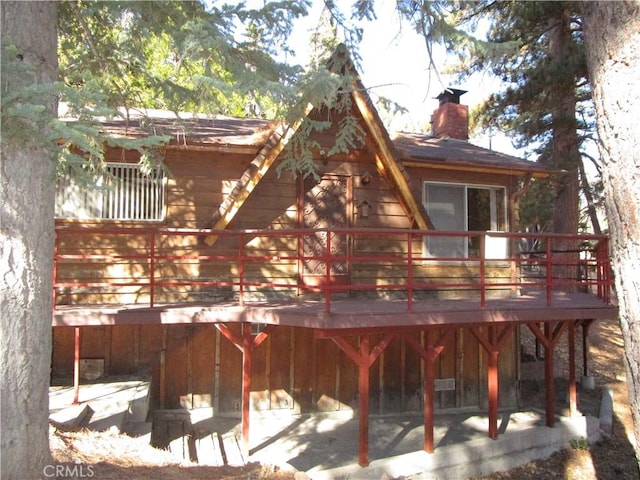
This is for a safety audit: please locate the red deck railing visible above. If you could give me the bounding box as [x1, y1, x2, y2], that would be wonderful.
[53, 226, 613, 313]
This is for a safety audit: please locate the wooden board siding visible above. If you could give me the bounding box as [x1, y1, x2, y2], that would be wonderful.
[51, 323, 518, 414]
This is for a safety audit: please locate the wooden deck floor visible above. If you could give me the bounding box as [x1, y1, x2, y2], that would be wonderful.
[52, 289, 617, 329]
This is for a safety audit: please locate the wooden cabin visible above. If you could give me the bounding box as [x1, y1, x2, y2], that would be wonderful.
[52, 46, 616, 466]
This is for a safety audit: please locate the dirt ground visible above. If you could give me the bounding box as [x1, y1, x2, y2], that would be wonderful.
[49, 315, 639, 480]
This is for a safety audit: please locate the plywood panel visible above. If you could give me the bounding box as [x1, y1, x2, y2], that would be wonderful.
[337, 336, 358, 410]
[461, 328, 480, 408]
[190, 324, 216, 408]
[217, 324, 243, 413]
[292, 328, 315, 413]
[164, 325, 189, 409]
[269, 327, 293, 410]
[437, 328, 457, 409]
[52, 327, 75, 377]
[110, 325, 137, 375]
[315, 338, 339, 412]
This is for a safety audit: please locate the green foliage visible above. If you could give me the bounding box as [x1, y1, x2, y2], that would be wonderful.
[570, 437, 590, 450]
[429, 1, 603, 234]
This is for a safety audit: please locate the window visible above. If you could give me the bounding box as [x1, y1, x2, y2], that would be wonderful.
[55, 162, 165, 221]
[423, 182, 507, 258]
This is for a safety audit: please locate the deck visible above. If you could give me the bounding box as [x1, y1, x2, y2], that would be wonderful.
[53, 289, 617, 328]
[52, 226, 617, 467]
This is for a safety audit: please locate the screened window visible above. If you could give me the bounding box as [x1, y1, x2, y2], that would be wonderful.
[423, 182, 507, 258]
[55, 162, 165, 221]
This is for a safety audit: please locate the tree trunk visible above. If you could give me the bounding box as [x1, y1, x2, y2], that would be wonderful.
[1, 2, 58, 479]
[583, 0, 640, 466]
[548, 7, 581, 284]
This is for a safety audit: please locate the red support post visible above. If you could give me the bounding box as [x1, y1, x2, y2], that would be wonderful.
[73, 326, 81, 405]
[423, 330, 436, 452]
[241, 322, 252, 457]
[568, 321, 577, 417]
[325, 230, 331, 314]
[358, 336, 370, 467]
[544, 322, 555, 427]
[487, 327, 499, 439]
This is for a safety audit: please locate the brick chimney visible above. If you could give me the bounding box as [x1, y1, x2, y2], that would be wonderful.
[431, 88, 468, 140]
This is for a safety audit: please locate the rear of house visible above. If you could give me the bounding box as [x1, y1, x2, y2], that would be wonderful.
[51, 46, 616, 465]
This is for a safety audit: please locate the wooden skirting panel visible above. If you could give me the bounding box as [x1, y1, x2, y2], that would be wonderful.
[51, 323, 517, 413]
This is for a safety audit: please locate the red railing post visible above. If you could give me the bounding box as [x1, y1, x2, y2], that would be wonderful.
[479, 234, 487, 308]
[407, 232, 414, 311]
[546, 239, 553, 306]
[53, 229, 59, 309]
[150, 229, 156, 308]
[239, 232, 245, 306]
[325, 229, 331, 313]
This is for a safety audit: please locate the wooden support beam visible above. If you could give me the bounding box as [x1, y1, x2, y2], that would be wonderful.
[470, 325, 513, 440]
[241, 322, 252, 457]
[568, 321, 577, 417]
[544, 322, 555, 427]
[73, 326, 81, 405]
[403, 327, 456, 453]
[526, 321, 568, 427]
[358, 336, 370, 467]
[214, 322, 276, 459]
[329, 333, 394, 467]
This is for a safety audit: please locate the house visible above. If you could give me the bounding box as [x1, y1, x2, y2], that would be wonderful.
[52, 45, 616, 466]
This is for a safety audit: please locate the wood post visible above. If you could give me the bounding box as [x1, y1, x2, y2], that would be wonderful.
[215, 322, 275, 459]
[568, 321, 577, 416]
[328, 332, 394, 467]
[73, 326, 81, 405]
[403, 327, 456, 452]
[470, 325, 513, 439]
[526, 321, 568, 427]
[241, 322, 252, 456]
[358, 336, 370, 467]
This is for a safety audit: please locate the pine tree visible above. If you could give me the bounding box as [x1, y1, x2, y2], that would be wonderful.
[445, 1, 601, 237]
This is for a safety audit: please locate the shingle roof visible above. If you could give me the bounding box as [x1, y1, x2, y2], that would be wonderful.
[92, 114, 550, 177]
[392, 132, 551, 177]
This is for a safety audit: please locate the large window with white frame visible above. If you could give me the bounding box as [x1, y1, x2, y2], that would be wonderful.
[55, 162, 165, 221]
[423, 182, 507, 258]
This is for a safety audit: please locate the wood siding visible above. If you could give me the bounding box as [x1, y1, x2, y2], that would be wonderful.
[51, 323, 518, 412]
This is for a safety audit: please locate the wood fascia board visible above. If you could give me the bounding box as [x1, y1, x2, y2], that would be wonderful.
[350, 89, 430, 230]
[402, 160, 552, 178]
[204, 107, 312, 246]
[165, 144, 260, 155]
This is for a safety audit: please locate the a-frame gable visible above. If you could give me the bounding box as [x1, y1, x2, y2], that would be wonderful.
[206, 44, 431, 242]
[327, 44, 431, 230]
[204, 112, 310, 245]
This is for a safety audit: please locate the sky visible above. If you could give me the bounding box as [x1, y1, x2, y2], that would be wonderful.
[288, 0, 522, 158]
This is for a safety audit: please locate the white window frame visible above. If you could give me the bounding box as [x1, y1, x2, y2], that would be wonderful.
[55, 162, 165, 221]
[422, 181, 508, 259]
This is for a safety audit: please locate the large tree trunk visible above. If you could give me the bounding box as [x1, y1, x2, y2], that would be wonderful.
[583, 0, 640, 466]
[1, 2, 58, 479]
[548, 7, 581, 283]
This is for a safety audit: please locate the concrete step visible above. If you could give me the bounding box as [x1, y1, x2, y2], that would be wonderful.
[49, 377, 151, 434]
[49, 404, 94, 430]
